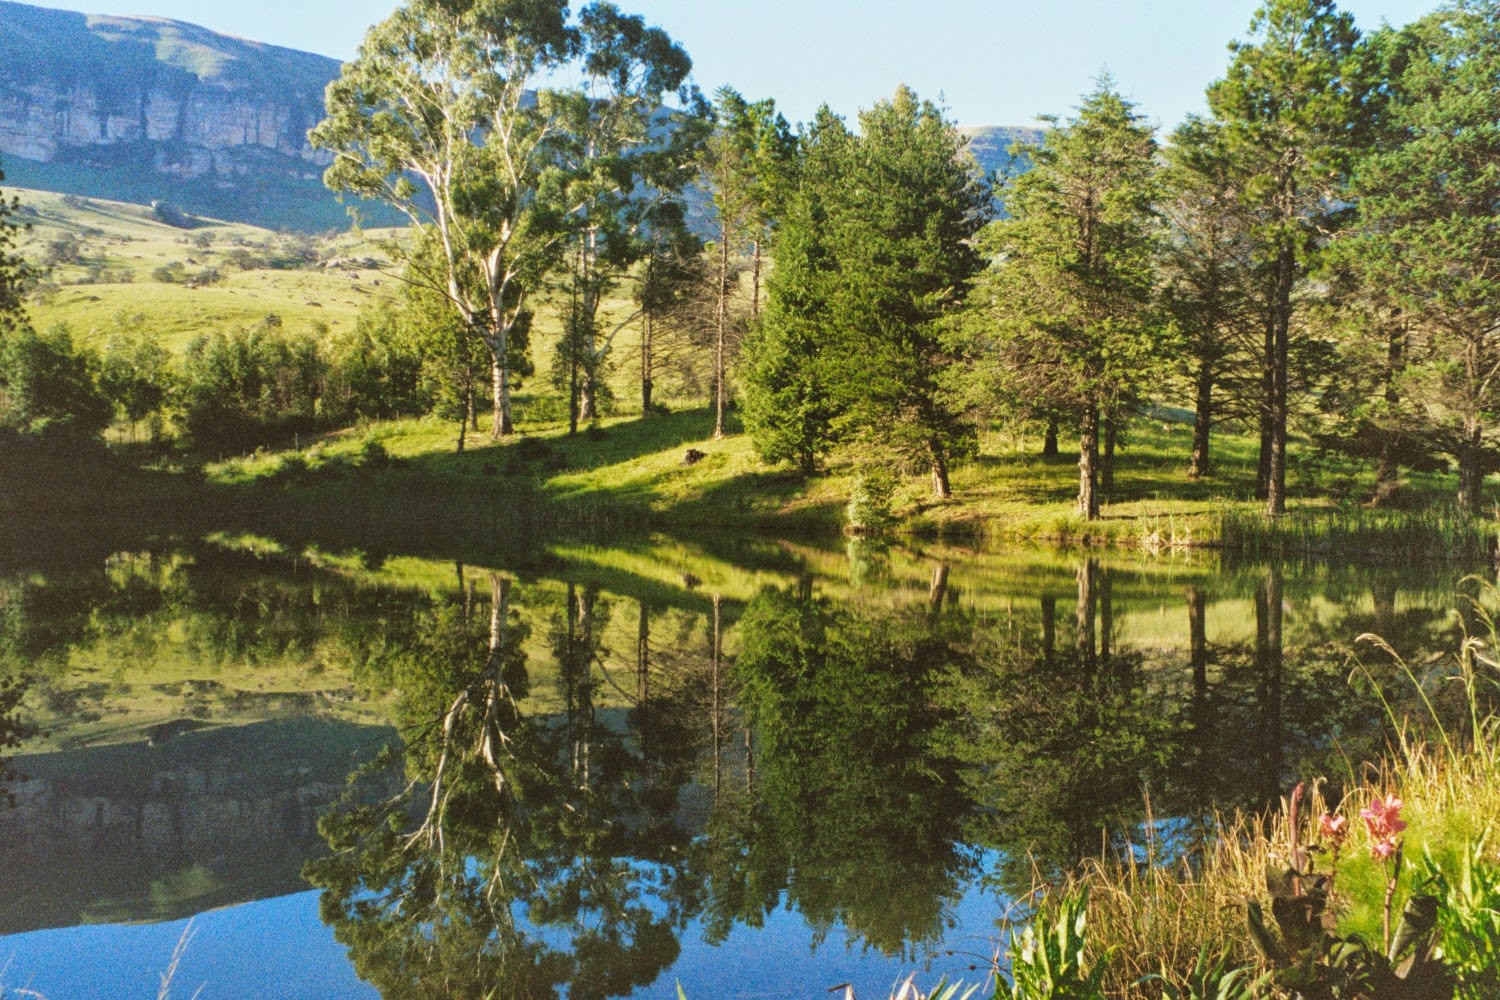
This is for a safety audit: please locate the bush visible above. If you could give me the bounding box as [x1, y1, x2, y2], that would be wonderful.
[846, 472, 895, 534]
[0, 325, 111, 440]
[323, 313, 431, 423]
[358, 439, 392, 470]
[151, 261, 186, 284]
[180, 324, 327, 453]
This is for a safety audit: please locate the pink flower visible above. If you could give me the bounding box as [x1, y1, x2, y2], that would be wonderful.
[1319, 812, 1348, 846]
[1359, 794, 1406, 861]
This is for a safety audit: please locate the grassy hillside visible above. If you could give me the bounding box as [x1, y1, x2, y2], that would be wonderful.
[13, 187, 390, 350]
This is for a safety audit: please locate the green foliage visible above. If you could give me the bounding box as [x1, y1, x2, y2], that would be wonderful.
[1420, 837, 1500, 999]
[1244, 878, 1454, 998]
[322, 307, 430, 424]
[1335, 0, 1500, 513]
[981, 77, 1162, 519]
[1006, 889, 1113, 1000]
[0, 163, 32, 336]
[742, 107, 851, 474]
[746, 88, 988, 497]
[0, 324, 110, 439]
[1146, 947, 1263, 1000]
[179, 322, 327, 453]
[845, 471, 894, 535]
[98, 325, 174, 436]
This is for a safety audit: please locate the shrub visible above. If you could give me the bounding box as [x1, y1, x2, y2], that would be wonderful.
[846, 472, 896, 534]
[151, 261, 187, 284]
[180, 324, 327, 453]
[0, 325, 111, 440]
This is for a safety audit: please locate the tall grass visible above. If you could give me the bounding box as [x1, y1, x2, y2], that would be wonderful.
[1218, 506, 1495, 562]
[1001, 585, 1500, 998]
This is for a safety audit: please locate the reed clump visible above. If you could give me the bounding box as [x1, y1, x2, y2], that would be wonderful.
[1000, 588, 1500, 999]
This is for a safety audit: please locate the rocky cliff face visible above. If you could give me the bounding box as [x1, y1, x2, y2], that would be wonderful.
[0, 1, 359, 228]
[0, 0, 337, 178]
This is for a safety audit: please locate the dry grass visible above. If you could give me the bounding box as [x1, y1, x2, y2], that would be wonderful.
[1025, 622, 1500, 998]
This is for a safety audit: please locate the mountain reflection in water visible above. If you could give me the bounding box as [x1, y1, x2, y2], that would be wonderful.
[0, 541, 1484, 997]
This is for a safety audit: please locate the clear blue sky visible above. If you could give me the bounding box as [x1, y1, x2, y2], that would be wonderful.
[36, 0, 1441, 128]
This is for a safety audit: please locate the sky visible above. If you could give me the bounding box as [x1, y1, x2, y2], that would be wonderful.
[33, 0, 1443, 129]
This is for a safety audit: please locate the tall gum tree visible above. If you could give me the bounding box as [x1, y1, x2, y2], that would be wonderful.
[310, 0, 577, 440]
[1207, 0, 1363, 514]
[982, 79, 1161, 520]
[548, 3, 707, 431]
[699, 88, 795, 440]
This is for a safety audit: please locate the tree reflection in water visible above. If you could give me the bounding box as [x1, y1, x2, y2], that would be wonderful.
[0, 545, 1481, 995]
[305, 575, 687, 1000]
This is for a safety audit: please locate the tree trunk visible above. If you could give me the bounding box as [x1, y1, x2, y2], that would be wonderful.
[641, 271, 654, 415]
[490, 354, 513, 439]
[750, 238, 763, 321]
[928, 562, 949, 613]
[1078, 403, 1100, 520]
[1266, 247, 1294, 516]
[929, 437, 952, 500]
[1457, 415, 1484, 515]
[1076, 559, 1097, 676]
[636, 600, 650, 705]
[710, 593, 723, 794]
[1256, 313, 1274, 500]
[1189, 357, 1212, 478]
[1043, 417, 1059, 458]
[714, 233, 731, 440]
[1102, 411, 1117, 501]
[1188, 585, 1209, 800]
[1041, 595, 1056, 668]
[1255, 565, 1285, 800]
[1099, 567, 1113, 670]
[1188, 586, 1207, 695]
[1372, 324, 1405, 505]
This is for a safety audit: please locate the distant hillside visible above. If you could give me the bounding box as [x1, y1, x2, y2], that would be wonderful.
[961, 125, 1046, 181]
[0, 0, 395, 232]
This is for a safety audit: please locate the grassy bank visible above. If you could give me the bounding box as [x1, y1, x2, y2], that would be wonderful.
[7, 395, 1497, 565]
[192, 407, 1497, 560]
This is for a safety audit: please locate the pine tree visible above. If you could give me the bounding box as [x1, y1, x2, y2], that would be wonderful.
[741, 108, 847, 475]
[744, 89, 987, 497]
[1207, 0, 1364, 514]
[1338, 0, 1500, 513]
[982, 79, 1162, 520]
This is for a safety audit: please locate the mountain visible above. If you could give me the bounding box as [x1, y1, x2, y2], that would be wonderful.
[0, 1, 1043, 233]
[0, 0, 394, 231]
[961, 125, 1046, 182]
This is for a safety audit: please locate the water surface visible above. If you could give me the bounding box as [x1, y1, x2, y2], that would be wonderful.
[0, 538, 1483, 997]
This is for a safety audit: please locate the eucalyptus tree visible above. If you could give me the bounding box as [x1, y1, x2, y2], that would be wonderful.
[548, 4, 707, 432]
[1206, 0, 1364, 514]
[698, 88, 795, 438]
[1338, 0, 1500, 513]
[633, 212, 704, 415]
[983, 79, 1161, 520]
[310, 0, 577, 439]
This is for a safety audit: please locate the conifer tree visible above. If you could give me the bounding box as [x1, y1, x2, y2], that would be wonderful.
[1207, 0, 1364, 514]
[1338, 0, 1500, 513]
[745, 89, 986, 497]
[983, 79, 1161, 520]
